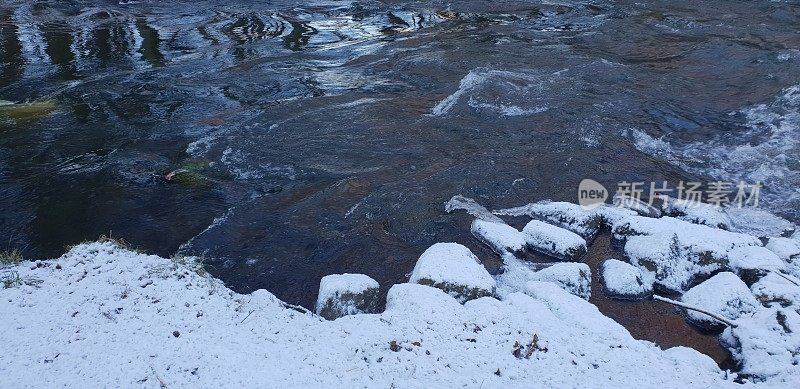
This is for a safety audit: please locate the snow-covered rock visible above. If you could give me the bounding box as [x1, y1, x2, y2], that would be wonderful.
[0, 242, 750, 387]
[528, 263, 591, 300]
[727, 246, 785, 285]
[725, 207, 796, 238]
[495, 201, 603, 241]
[612, 195, 662, 218]
[660, 197, 731, 230]
[521, 220, 588, 261]
[767, 237, 800, 261]
[766, 237, 800, 279]
[751, 273, 800, 311]
[721, 307, 800, 382]
[600, 259, 653, 300]
[316, 273, 380, 320]
[470, 219, 527, 257]
[681, 272, 760, 331]
[613, 215, 761, 292]
[409, 243, 496, 303]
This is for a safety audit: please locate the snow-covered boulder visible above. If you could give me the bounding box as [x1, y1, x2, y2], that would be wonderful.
[315, 273, 380, 320]
[612, 195, 661, 218]
[600, 259, 653, 300]
[767, 237, 800, 261]
[409, 243, 495, 303]
[727, 246, 785, 285]
[495, 201, 603, 241]
[721, 307, 800, 382]
[613, 215, 761, 292]
[681, 272, 760, 331]
[660, 197, 731, 230]
[470, 219, 527, 257]
[751, 273, 800, 311]
[528, 263, 591, 300]
[725, 207, 796, 238]
[521, 220, 587, 261]
[767, 237, 800, 279]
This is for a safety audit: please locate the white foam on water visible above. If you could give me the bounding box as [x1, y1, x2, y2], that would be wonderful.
[629, 85, 800, 220]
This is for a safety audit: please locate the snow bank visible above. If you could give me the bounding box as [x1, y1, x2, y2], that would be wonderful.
[316, 273, 380, 320]
[600, 259, 654, 300]
[0, 242, 748, 388]
[522, 220, 588, 261]
[681, 272, 760, 331]
[409, 243, 495, 302]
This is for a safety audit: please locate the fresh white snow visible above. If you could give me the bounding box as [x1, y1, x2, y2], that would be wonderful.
[0, 242, 748, 388]
[316, 273, 380, 319]
[522, 220, 588, 261]
[408, 242, 496, 302]
[681, 272, 760, 328]
[600, 259, 654, 299]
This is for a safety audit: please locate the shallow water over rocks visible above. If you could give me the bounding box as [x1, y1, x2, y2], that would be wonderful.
[1, 0, 799, 365]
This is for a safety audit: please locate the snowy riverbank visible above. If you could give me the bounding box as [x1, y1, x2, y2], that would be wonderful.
[2, 198, 800, 387]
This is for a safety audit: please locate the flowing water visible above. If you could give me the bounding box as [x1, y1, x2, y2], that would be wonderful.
[1, 0, 799, 366]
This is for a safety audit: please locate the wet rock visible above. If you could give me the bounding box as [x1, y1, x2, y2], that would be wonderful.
[660, 197, 730, 229]
[470, 219, 527, 257]
[600, 259, 653, 300]
[409, 243, 495, 303]
[495, 201, 603, 241]
[681, 272, 760, 331]
[727, 246, 785, 285]
[613, 215, 760, 293]
[528, 263, 591, 300]
[315, 273, 380, 320]
[521, 220, 587, 261]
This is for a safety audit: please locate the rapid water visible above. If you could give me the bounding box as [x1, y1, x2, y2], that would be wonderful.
[1, 1, 799, 361]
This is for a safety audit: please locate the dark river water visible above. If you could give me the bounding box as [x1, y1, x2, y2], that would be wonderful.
[1, 0, 799, 365]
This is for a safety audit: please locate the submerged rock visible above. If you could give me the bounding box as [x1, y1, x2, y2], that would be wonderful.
[613, 215, 760, 292]
[681, 272, 760, 331]
[495, 201, 603, 241]
[600, 259, 653, 300]
[315, 273, 380, 320]
[470, 219, 527, 257]
[522, 220, 588, 261]
[727, 246, 785, 285]
[528, 263, 591, 300]
[409, 243, 495, 303]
